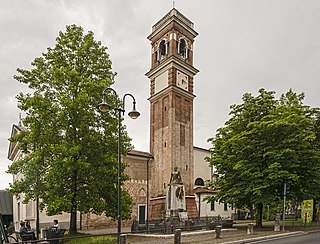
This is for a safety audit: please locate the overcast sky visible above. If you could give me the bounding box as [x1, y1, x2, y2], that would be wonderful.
[1, 0, 320, 190]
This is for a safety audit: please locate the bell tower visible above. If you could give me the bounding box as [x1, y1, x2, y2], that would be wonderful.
[146, 8, 199, 219]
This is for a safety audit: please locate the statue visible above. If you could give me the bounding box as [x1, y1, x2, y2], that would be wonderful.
[166, 166, 186, 217]
[170, 167, 182, 184]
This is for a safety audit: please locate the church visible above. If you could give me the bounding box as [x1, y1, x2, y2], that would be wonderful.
[8, 7, 234, 231]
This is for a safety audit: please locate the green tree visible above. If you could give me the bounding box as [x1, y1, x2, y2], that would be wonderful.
[206, 88, 320, 227]
[7, 25, 133, 233]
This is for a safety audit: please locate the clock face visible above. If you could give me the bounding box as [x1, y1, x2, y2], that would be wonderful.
[177, 71, 188, 91]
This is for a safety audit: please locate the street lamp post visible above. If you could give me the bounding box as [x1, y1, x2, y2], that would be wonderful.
[283, 182, 287, 231]
[98, 87, 140, 244]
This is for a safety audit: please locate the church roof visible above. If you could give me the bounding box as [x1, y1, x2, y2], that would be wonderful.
[127, 150, 153, 158]
[194, 187, 218, 194]
[7, 124, 26, 161]
[193, 146, 210, 153]
[127, 146, 209, 158]
[152, 8, 194, 31]
[148, 8, 198, 40]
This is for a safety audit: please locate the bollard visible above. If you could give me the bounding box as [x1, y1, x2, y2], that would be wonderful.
[215, 225, 222, 239]
[247, 223, 254, 234]
[274, 219, 280, 231]
[120, 234, 127, 244]
[274, 212, 281, 231]
[174, 229, 181, 244]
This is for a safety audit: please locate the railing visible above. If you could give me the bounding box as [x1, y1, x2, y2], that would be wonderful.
[131, 216, 234, 234]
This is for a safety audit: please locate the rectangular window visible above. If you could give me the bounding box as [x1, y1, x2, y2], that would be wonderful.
[224, 203, 228, 211]
[210, 201, 215, 211]
[18, 202, 21, 222]
[26, 201, 34, 219]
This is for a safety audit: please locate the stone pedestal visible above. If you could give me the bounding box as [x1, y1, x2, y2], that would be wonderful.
[149, 197, 166, 220]
[149, 195, 198, 220]
[185, 196, 198, 218]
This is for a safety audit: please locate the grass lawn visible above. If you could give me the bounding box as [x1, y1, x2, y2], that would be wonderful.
[66, 235, 117, 244]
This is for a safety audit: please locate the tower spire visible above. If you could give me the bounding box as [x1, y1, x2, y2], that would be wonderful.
[173, 1, 175, 8]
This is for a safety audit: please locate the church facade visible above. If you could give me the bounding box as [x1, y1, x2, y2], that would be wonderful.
[7, 8, 234, 232]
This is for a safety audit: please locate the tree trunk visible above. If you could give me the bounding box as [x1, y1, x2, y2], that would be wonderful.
[69, 209, 77, 233]
[256, 203, 263, 227]
[69, 169, 78, 233]
[36, 197, 40, 239]
[249, 205, 254, 222]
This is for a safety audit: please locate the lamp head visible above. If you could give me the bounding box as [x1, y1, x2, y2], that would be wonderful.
[98, 102, 110, 113]
[128, 110, 140, 119]
[128, 102, 140, 119]
[98, 92, 110, 113]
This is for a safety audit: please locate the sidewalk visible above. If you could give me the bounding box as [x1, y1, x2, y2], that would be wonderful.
[80, 222, 320, 243]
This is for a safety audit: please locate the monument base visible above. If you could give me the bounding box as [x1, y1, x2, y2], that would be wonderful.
[149, 197, 166, 220]
[149, 195, 198, 220]
[185, 196, 198, 218]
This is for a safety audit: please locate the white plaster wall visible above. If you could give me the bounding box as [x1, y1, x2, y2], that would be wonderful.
[13, 196, 79, 231]
[193, 147, 213, 184]
[154, 70, 168, 93]
[195, 193, 234, 219]
[193, 148, 234, 219]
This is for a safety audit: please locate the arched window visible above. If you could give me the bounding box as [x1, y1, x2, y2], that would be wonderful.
[158, 40, 167, 61]
[195, 177, 204, 186]
[177, 38, 187, 59]
[211, 200, 215, 211]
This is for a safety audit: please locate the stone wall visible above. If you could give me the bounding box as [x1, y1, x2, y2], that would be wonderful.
[81, 151, 151, 230]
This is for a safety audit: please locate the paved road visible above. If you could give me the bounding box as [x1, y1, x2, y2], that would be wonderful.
[249, 231, 320, 244]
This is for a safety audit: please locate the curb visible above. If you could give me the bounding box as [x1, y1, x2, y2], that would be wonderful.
[222, 231, 305, 244]
[127, 228, 237, 239]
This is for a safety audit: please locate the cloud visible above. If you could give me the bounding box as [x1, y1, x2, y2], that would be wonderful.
[1, 0, 320, 189]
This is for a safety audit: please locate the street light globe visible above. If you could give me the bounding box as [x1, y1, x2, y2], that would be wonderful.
[128, 110, 140, 119]
[98, 102, 110, 113]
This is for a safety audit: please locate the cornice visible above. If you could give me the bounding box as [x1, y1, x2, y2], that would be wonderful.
[146, 56, 199, 79]
[148, 85, 196, 102]
[148, 8, 198, 41]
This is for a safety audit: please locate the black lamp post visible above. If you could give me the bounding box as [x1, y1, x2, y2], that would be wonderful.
[98, 87, 140, 244]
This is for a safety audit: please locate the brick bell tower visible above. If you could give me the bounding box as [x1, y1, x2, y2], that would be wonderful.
[146, 8, 199, 219]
